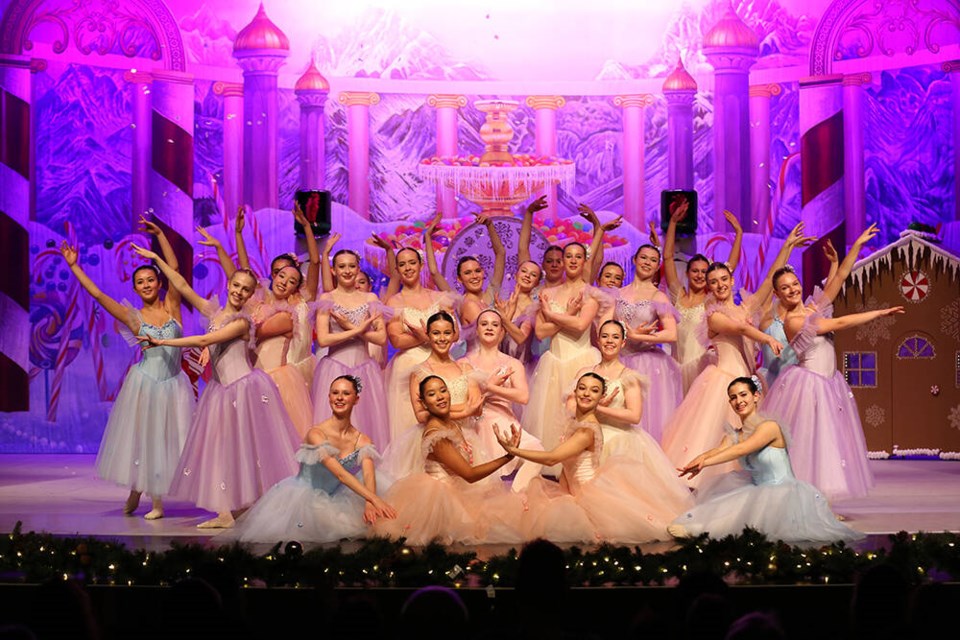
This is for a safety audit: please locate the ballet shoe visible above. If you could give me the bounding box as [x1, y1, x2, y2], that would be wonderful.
[144, 509, 163, 520]
[667, 524, 691, 539]
[197, 515, 235, 529]
[122, 492, 141, 516]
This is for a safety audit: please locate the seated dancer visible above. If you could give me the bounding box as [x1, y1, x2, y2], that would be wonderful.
[763, 224, 902, 501]
[495, 372, 693, 544]
[663, 201, 743, 393]
[372, 375, 524, 545]
[669, 377, 864, 544]
[132, 244, 300, 528]
[60, 218, 193, 520]
[223, 376, 396, 544]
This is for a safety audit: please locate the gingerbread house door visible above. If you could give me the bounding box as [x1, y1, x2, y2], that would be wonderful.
[889, 330, 941, 450]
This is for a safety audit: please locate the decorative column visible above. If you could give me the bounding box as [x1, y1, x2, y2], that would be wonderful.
[295, 63, 330, 191]
[525, 95, 566, 218]
[338, 91, 380, 219]
[945, 61, 960, 221]
[703, 4, 759, 231]
[213, 81, 244, 218]
[613, 94, 654, 229]
[843, 73, 871, 244]
[149, 70, 195, 287]
[233, 3, 290, 210]
[427, 94, 467, 218]
[749, 83, 781, 233]
[124, 70, 152, 221]
[799, 74, 845, 296]
[0, 54, 35, 410]
[663, 61, 698, 191]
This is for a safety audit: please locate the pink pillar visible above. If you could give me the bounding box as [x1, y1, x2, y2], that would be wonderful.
[235, 50, 287, 210]
[213, 81, 244, 217]
[843, 73, 870, 245]
[614, 94, 654, 229]
[526, 96, 566, 218]
[749, 83, 781, 233]
[125, 70, 152, 221]
[296, 85, 329, 190]
[338, 91, 380, 219]
[799, 74, 845, 296]
[664, 89, 696, 190]
[427, 94, 466, 218]
[0, 54, 37, 410]
[945, 61, 960, 221]
[149, 70, 195, 287]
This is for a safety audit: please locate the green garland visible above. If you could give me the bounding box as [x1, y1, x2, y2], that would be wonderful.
[1, 522, 958, 588]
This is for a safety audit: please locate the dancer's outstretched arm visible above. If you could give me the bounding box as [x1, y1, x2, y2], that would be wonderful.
[662, 198, 689, 299]
[196, 226, 237, 280]
[424, 211, 453, 292]
[234, 205, 252, 272]
[60, 243, 138, 333]
[820, 223, 878, 305]
[495, 423, 592, 467]
[723, 210, 744, 273]
[294, 203, 321, 301]
[678, 422, 781, 479]
[518, 195, 548, 267]
[428, 425, 518, 483]
[131, 244, 208, 313]
[305, 429, 396, 521]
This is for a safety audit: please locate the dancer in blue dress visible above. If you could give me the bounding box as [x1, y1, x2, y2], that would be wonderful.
[60, 218, 193, 520]
[224, 376, 397, 544]
[669, 376, 863, 544]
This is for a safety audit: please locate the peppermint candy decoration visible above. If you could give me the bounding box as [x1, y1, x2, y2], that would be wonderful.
[899, 270, 929, 303]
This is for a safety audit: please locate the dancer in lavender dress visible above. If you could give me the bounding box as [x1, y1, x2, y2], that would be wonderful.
[60, 218, 192, 520]
[132, 245, 300, 529]
[670, 377, 863, 544]
[313, 249, 391, 449]
[608, 244, 683, 442]
[762, 224, 902, 501]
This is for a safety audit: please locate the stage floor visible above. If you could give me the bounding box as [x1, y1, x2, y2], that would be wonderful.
[1, 455, 958, 551]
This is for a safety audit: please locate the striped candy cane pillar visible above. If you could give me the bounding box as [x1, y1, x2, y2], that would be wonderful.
[149, 70, 194, 290]
[0, 54, 33, 411]
[799, 74, 845, 296]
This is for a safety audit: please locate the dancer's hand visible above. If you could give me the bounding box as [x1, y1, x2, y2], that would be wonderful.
[368, 232, 391, 250]
[648, 221, 661, 248]
[405, 318, 429, 343]
[494, 290, 518, 321]
[196, 226, 222, 248]
[138, 215, 163, 237]
[853, 222, 879, 249]
[876, 306, 905, 318]
[785, 222, 817, 249]
[198, 346, 210, 368]
[670, 196, 690, 222]
[364, 497, 397, 524]
[473, 212, 494, 228]
[465, 390, 486, 417]
[131, 243, 160, 261]
[823, 238, 838, 265]
[677, 454, 707, 479]
[137, 335, 163, 350]
[723, 209, 743, 233]
[321, 232, 342, 259]
[425, 211, 442, 235]
[565, 292, 583, 316]
[486, 367, 513, 389]
[59, 241, 79, 267]
[764, 335, 784, 356]
[330, 310, 356, 331]
[601, 216, 623, 232]
[235, 205, 247, 234]
[577, 203, 599, 225]
[292, 202, 310, 228]
[493, 423, 521, 453]
[626, 320, 658, 342]
[598, 386, 620, 407]
[526, 195, 549, 216]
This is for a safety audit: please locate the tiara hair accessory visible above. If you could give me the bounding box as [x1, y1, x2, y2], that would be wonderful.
[750, 374, 763, 391]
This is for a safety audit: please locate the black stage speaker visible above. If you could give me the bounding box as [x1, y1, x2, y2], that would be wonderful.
[660, 190, 698, 236]
[294, 189, 331, 236]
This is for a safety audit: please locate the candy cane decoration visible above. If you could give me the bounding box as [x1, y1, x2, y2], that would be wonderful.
[46, 284, 79, 422]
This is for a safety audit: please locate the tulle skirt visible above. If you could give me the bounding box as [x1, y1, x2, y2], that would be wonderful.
[522, 347, 600, 450]
[372, 473, 524, 545]
[762, 367, 874, 501]
[384, 345, 430, 445]
[169, 369, 300, 513]
[471, 404, 545, 491]
[312, 355, 390, 450]
[661, 364, 741, 489]
[621, 349, 682, 442]
[262, 363, 313, 438]
[95, 366, 193, 496]
[674, 470, 864, 544]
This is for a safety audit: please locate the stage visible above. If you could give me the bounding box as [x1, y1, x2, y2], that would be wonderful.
[1, 455, 958, 552]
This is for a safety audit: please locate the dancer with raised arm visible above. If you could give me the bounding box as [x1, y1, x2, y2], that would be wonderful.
[762, 224, 900, 501]
[660, 223, 814, 487]
[496, 372, 692, 544]
[373, 375, 524, 545]
[131, 245, 300, 529]
[60, 218, 193, 520]
[224, 376, 396, 544]
[669, 377, 863, 544]
[663, 201, 743, 392]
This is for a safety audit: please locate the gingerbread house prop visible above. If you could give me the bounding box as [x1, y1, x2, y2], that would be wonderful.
[833, 231, 960, 457]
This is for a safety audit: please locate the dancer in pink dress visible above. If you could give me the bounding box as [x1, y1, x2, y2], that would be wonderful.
[496, 372, 693, 544]
[372, 375, 524, 545]
[762, 224, 901, 501]
[313, 248, 391, 449]
[461, 309, 544, 489]
[61, 218, 192, 520]
[607, 244, 683, 441]
[663, 202, 743, 393]
[132, 245, 300, 529]
[660, 223, 814, 488]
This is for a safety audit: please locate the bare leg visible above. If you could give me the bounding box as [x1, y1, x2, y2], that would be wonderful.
[197, 511, 235, 529]
[123, 490, 142, 516]
[144, 496, 163, 520]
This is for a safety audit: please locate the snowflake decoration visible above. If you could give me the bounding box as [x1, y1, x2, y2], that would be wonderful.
[864, 404, 885, 428]
[950, 405, 960, 432]
[854, 297, 898, 346]
[941, 299, 959, 342]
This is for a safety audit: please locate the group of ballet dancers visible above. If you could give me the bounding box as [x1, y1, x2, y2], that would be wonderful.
[62, 195, 903, 544]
